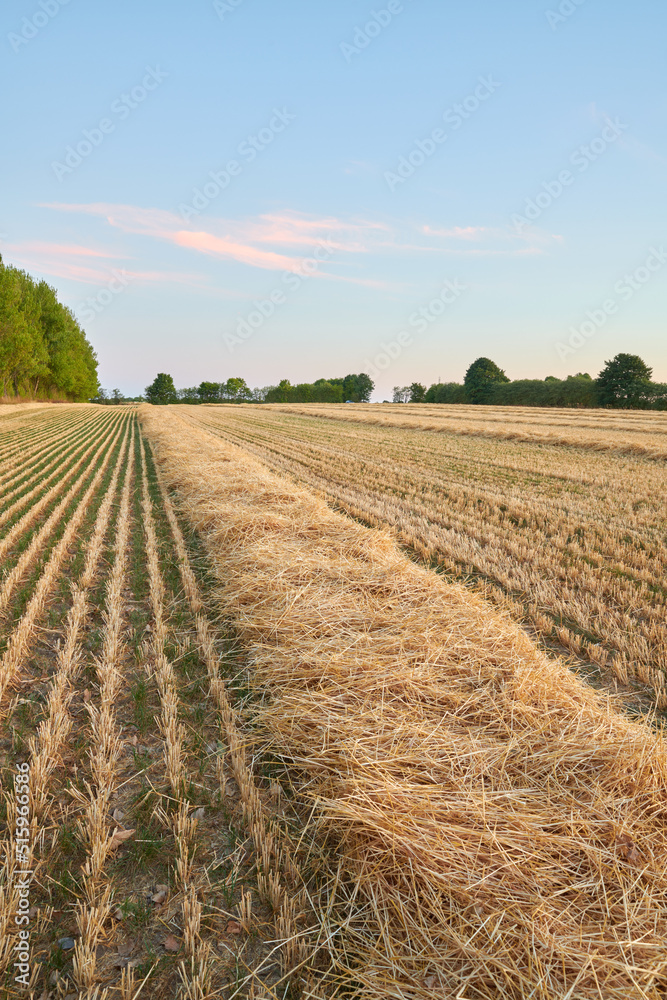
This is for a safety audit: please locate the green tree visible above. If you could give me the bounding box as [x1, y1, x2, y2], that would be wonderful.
[596, 353, 653, 408]
[223, 377, 251, 401]
[464, 357, 510, 404]
[198, 380, 221, 403]
[270, 379, 292, 402]
[178, 386, 200, 402]
[409, 382, 426, 402]
[311, 380, 343, 402]
[424, 382, 467, 403]
[0, 259, 98, 400]
[341, 373, 373, 401]
[145, 373, 177, 404]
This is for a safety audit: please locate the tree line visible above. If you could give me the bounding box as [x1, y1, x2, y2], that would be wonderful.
[0, 256, 98, 401]
[139, 354, 665, 410]
[142, 372, 374, 405]
[395, 354, 667, 409]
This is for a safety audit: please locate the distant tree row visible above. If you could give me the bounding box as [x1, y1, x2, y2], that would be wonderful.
[264, 373, 374, 403]
[143, 373, 375, 405]
[142, 356, 665, 410]
[402, 355, 666, 409]
[0, 256, 98, 401]
[143, 374, 262, 404]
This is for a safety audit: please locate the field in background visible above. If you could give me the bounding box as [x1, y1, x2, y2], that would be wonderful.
[0, 405, 314, 999]
[179, 402, 667, 708]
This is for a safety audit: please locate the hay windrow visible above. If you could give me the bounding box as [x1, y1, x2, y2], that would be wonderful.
[141, 405, 667, 1000]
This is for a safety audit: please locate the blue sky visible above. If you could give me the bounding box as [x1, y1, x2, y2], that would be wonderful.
[2, 0, 666, 397]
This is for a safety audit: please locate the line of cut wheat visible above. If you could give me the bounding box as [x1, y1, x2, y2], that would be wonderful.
[0, 407, 100, 486]
[0, 415, 125, 612]
[28, 424, 131, 825]
[0, 414, 129, 716]
[146, 430, 310, 983]
[70, 421, 135, 996]
[0, 411, 113, 525]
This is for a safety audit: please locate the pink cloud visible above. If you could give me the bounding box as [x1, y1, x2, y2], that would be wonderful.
[4, 239, 208, 287]
[173, 230, 296, 269]
[40, 202, 386, 270]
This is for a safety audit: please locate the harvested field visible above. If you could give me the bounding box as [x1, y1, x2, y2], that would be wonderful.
[0, 405, 316, 999]
[2, 401, 667, 999]
[177, 403, 667, 706]
[140, 405, 667, 1000]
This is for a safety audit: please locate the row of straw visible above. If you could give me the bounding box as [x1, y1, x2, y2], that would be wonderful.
[276, 402, 667, 459]
[0, 416, 128, 718]
[190, 405, 667, 702]
[0, 405, 89, 478]
[0, 409, 111, 530]
[138, 435, 213, 1000]
[0, 415, 122, 609]
[143, 406, 667, 1000]
[69, 423, 135, 999]
[0, 415, 128, 989]
[149, 438, 311, 992]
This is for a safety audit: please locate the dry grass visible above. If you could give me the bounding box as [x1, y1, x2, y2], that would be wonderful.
[142, 405, 667, 1000]
[185, 403, 667, 704]
[274, 402, 667, 459]
[0, 405, 319, 997]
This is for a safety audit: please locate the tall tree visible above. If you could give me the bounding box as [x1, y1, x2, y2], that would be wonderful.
[596, 353, 653, 408]
[409, 382, 426, 402]
[198, 380, 221, 403]
[145, 372, 177, 404]
[223, 377, 251, 401]
[0, 258, 98, 400]
[342, 373, 374, 401]
[464, 357, 510, 404]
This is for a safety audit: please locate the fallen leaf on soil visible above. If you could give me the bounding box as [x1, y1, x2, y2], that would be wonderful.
[112, 808, 125, 823]
[151, 890, 167, 904]
[225, 919, 242, 936]
[117, 937, 136, 957]
[425, 974, 436, 988]
[83, 689, 91, 703]
[130, 734, 138, 746]
[109, 828, 135, 849]
[163, 934, 181, 952]
[191, 807, 205, 820]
